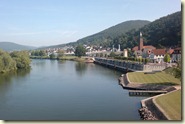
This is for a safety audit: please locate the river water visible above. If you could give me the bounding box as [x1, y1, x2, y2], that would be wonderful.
[0, 59, 147, 120]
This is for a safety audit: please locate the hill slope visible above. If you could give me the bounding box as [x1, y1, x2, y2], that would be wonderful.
[141, 11, 181, 48]
[39, 20, 150, 49]
[0, 42, 36, 51]
[75, 20, 150, 45]
[113, 11, 181, 50]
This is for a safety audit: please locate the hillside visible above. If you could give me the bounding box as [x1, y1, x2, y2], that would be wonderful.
[74, 20, 150, 45]
[113, 11, 181, 50]
[38, 20, 150, 49]
[0, 42, 36, 51]
[141, 11, 181, 48]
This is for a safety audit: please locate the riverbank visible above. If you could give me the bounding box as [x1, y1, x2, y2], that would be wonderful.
[30, 55, 87, 62]
[118, 73, 181, 120]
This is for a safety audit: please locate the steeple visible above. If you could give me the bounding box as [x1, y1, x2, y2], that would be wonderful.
[138, 32, 143, 50]
[140, 32, 142, 37]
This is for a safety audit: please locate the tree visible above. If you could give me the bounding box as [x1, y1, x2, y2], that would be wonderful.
[164, 53, 170, 63]
[109, 52, 116, 57]
[39, 50, 47, 56]
[31, 50, 46, 56]
[57, 50, 65, 59]
[96, 53, 100, 57]
[49, 53, 56, 59]
[75, 45, 86, 57]
[100, 53, 104, 57]
[144, 58, 149, 64]
[10, 51, 31, 69]
[0, 49, 17, 73]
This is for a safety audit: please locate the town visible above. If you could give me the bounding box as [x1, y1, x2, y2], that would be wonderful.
[30, 32, 181, 67]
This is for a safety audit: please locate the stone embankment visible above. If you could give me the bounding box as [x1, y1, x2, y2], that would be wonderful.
[118, 74, 178, 120]
[138, 106, 158, 120]
[94, 57, 167, 72]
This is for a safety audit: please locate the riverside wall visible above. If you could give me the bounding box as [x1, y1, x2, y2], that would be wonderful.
[94, 57, 166, 72]
[118, 73, 178, 120]
[118, 74, 167, 120]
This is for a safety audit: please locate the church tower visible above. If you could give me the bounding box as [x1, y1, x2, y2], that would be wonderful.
[138, 32, 143, 50]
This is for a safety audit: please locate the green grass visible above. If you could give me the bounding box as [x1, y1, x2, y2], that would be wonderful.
[155, 90, 181, 120]
[58, 56, 77, 60]
[164, 67, 181, 79]
[127, 72, 181, 85]
[58, 56, 87, 62]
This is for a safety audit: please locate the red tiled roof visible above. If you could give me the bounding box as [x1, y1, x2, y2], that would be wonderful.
[174, 47, 181, 50]
[152, 49, 166, 55]
[143, 45, 156, 49]
[168, 49, 174, 54]
[132, 46, 138, 51]
[172, 47, 181, 54]
[132, 45, 156, 51]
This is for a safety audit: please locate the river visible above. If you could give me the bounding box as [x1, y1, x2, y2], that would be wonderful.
[0, 59, 147, 120]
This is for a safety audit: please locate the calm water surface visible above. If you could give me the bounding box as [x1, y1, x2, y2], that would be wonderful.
[0, 59, 147, 120]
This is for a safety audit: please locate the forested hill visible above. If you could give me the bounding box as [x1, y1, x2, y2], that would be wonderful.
[111, 11, 181, 50]
[140, 11, 181, 48]
[74, 20, 150, 45]
[0, 42, 36, 51]
[38, 20, 150, 49]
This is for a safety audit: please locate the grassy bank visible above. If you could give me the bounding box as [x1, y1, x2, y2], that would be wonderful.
[127, 70, 181, 120]
[127, 71, 181, 85]
[58, 56, 86, 62]
[155, 90, 181, 120]
[58, 56, 77, 60]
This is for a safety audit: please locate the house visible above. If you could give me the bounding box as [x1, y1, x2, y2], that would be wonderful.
[172, 47, 181, 62]
[149, 48, 174, 63]
[149, 49, 166, 63]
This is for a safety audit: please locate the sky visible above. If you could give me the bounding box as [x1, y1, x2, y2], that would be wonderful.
[0, 0, 181, 47]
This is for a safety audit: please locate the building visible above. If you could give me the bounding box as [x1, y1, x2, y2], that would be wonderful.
[149, 49, 166, 63]
[149, 48, 174, 63]
[172, 47, 181, 62]
[123, 49, 128, 57]
[132, 32, 156, 58]
[132, 32, 177, 63]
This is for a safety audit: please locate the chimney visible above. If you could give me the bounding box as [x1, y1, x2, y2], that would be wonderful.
[138, 32, 143, 50]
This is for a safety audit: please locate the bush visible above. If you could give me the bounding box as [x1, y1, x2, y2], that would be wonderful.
[109, 52, 116, 57]
[0, 50, 30, 73]
[10, 51, 31, 69]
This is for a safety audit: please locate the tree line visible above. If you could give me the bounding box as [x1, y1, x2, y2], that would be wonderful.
[0, 49, 30, 73]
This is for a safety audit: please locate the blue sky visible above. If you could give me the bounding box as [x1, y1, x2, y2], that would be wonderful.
[0, 0, 181, 47]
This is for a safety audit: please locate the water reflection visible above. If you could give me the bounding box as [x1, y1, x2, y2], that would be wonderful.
[16, 68, 31, 77]
[58, 60, 66, 64]
[0, 71, 16, 86]
[75, 62, 87, 76]
[31, 59, 46, 67]
[0, 69, 30, 87]
[0, 60, 147, 120]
